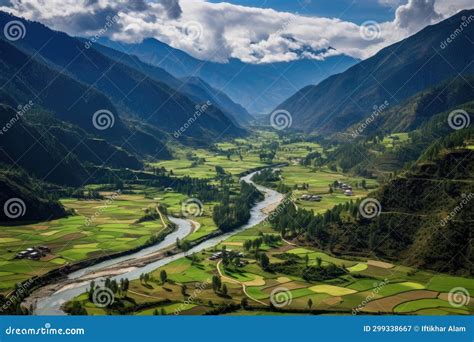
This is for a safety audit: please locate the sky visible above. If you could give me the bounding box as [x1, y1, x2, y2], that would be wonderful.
[0, 0, 472, 64]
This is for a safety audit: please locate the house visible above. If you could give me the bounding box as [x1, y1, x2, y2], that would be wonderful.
[164, 187, 173, 192]
[15, 246, 51, 260]
[344, 189, 353, 196]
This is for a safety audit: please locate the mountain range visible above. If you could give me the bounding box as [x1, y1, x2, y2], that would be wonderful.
[98, 37, 358, 115]
[274, 9, 474, 134]
[0, 11, 244, 150]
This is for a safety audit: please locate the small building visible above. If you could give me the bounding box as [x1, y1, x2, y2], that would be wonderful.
[344, 189, 353, 196]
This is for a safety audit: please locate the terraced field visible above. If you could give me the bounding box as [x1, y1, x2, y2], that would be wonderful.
[70, 222, 474, 316]
[0, 187, 191, 294]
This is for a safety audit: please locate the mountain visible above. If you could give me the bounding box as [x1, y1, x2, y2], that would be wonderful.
[350, 76, 474, 136]
[275, 9, 474, 134]
[0, 37, 170, 160]
[0, 168, 67, 223]
[0, 103, 143, 186]
[0, 11, 244, 146]
[98, 37, 358, 115]
[89, 41, 253, 125]
[325, 76, 474, 177]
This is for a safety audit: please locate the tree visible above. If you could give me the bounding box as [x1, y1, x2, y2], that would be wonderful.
[222, 284, 228, 296]
[307, 298, 313, 310]
[258, 253, 270, 270]
[160, 270, 167, 285]
[316, 257, 322, 268]
[181, 284, 187, 297]
[241, 298, 249, 308]
[212, 275, 221, 293]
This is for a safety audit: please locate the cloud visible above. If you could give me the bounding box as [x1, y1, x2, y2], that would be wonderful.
[0, 0, 472, 64]
[394, 0, 442, 32]
[160, 0, 182, 19]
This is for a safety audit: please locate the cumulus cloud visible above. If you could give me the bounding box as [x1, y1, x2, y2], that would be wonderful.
[0, 0, 472, 64]
[394, 0, 442, 32]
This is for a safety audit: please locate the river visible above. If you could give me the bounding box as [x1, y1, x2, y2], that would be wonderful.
[31, 171, 283, 315]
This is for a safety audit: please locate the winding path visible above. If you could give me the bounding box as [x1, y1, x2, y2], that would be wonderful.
[216, 260, 268, 306]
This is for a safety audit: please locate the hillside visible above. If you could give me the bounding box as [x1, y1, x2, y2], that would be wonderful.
[273, 148, 473, 275]
[325, 77, 474, 177]
[275, 10, 474, 133]
[0, 169, 67, 223]
[90, 42, 252, 125]
[0, 11, 244, 145]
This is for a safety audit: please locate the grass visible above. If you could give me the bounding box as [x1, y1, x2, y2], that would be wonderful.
[393, 299, 464, 313]
[0, 188, 175, 293]
[308, 284, 357, 296]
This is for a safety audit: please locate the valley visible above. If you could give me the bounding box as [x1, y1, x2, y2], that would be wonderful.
[1, 132, 472, 316]
[0, 5, 472, 322]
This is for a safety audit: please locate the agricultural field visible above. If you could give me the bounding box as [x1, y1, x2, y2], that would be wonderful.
[380, 133, 411, 150]
[268, 164, 378, 212]
[69, 221, 474, 316]
[0, 186, 193, 294]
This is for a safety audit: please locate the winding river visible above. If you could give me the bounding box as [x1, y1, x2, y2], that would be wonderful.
[32, 171, 283, 315]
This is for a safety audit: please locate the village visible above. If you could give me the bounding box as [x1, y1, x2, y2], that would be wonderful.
[299, 180, 353, 202]
[14, 246, 51, 260]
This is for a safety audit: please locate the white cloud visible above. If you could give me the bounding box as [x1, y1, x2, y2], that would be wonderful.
[0, 0, 472, 64]
[394, 0, 442, 32]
